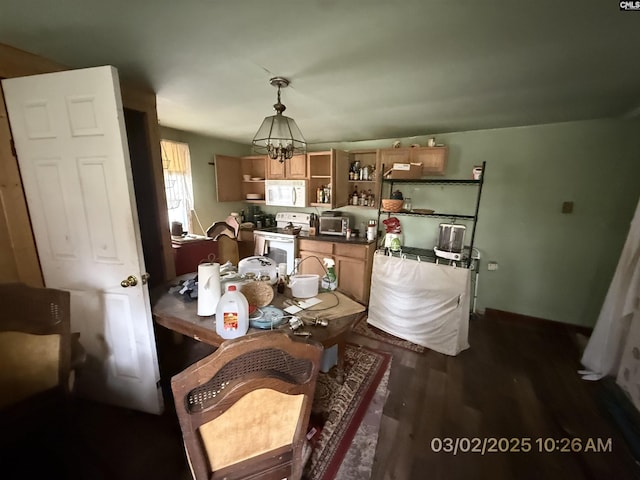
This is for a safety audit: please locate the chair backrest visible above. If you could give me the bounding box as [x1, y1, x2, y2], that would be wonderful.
[171, 331, 323, 480]
[216, 235, 240, 266]
[206, 221, 240, 265]
[0, 282, 71, 409]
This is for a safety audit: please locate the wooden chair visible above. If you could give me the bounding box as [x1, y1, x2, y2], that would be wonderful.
[207, 221, 240, 265]
[171, 331, 323, 480]
[0, 283, 79, 445]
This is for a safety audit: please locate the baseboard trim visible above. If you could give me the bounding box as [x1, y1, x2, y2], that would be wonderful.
[484, 308, 593, 336]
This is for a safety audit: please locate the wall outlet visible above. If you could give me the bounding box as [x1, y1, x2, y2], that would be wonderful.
[487, 261, 499, 271]
[562, 201, 574, 214]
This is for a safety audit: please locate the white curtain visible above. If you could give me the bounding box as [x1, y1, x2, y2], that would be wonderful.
[161, 140, 194, 233]
[581, 195, 640, 380]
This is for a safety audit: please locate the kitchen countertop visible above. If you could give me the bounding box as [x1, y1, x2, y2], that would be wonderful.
[251, 226, 377, 245]
[302, 233, 377, 245]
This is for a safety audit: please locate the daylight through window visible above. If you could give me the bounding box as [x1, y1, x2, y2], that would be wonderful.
[161, 140, 193, 234]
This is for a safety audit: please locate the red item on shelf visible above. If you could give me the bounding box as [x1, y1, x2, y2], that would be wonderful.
[382, 217, 402, 233]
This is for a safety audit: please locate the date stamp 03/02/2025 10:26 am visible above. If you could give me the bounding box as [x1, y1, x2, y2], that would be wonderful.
[430, 437, 613, 456]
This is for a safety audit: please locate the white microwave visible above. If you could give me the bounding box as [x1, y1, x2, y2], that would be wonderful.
[265, 179, 307, 207]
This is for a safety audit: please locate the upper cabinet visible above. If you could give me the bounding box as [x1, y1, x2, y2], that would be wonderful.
[215, 154, 266, 203]
[308, 149, 350, 208]
[380, 146, 448, 175]
[346, 149, 380, 209]
[265, 154, 307, 179]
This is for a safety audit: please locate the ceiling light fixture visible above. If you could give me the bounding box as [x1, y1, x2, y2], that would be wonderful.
[252, 77, 306, 163]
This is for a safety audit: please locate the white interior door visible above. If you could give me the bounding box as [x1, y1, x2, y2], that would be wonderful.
[2, 66, 163, 414]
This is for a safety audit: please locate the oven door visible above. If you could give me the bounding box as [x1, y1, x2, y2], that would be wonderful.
[253, 232, 297, 274]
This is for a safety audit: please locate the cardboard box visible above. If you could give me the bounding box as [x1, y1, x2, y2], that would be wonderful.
[384, 162, 423, 179]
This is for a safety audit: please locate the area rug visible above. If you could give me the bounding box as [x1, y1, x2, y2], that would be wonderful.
[305, 343, 391, 480]
[334, 356, 390, 479]
[352, 316, 426, 353]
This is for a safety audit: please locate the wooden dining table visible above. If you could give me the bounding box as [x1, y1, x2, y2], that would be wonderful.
[151, 275, 367, 383]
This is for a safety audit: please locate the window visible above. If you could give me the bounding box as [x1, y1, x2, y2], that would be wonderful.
[161, 140, 194, 233]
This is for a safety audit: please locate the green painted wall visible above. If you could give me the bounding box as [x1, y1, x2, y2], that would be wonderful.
[315, 118, 640, 327]
[162, 119, 640, 327]
[160, 126, 251, 234]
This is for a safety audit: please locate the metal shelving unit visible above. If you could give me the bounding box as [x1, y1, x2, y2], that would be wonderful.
[377, 161, 486, 268]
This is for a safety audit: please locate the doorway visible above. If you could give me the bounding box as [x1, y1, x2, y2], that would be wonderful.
[124, 108, 166, 289]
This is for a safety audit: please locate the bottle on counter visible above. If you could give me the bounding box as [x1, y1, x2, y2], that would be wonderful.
[321, 258, 338, 291]
[277, 263, 287, 294]
[367, 220, 377, 241]
[294, 257, 301, 275]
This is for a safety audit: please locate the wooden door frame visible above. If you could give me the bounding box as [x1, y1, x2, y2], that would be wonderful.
[0, 43, 175, 286]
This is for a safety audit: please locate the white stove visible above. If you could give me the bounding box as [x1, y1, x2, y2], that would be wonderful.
[253, 212, 313, 274]
[254, 212, 312, 239]
[275, 211, 312, 232]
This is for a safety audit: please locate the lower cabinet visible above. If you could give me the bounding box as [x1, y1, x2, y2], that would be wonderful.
[298, 239, 375, 304]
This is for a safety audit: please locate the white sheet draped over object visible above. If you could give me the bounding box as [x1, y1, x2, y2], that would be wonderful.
[581, 196, 640, 381]
[367, 253, 470, 356]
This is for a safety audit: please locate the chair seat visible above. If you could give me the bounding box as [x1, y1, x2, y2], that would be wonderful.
[171, 331, 322, 480]
[0, 283, 81, 455]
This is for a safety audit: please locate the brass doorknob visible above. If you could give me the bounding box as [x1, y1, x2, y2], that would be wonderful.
[121, 275, 138, 288]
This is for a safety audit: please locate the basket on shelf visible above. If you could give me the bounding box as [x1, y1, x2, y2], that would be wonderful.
[381, 199, 404, 212]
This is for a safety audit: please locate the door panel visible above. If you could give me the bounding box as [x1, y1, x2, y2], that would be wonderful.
[336, 255, 366, 303]
[287, 154, 307, 179]
[214, 154, 243, 201]
[2, 66, 163, 414]
[33, 159, 76, 259]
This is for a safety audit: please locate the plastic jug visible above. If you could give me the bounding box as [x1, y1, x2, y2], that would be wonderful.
[215, 285, 249, 339]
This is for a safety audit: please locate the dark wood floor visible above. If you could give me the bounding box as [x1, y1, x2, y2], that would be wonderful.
[357, 314, 640, 480]
[5, 313, 640, 480]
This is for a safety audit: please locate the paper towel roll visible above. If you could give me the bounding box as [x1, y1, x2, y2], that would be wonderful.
[197, 262, 221, 316]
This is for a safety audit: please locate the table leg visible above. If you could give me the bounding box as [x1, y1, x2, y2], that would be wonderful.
[336, 340, 345, 385]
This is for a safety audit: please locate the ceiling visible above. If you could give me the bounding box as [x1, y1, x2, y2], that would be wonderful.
[2, 0, 640, 146]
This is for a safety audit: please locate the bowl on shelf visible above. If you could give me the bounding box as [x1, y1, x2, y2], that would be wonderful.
[250, 177, 263, 181]
[381, 199, 404, 212]
[243, 174, 251, 181]
[246, 193, 264, 200]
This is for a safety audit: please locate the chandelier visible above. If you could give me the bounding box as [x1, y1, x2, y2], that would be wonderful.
[252, 77, 306, 163]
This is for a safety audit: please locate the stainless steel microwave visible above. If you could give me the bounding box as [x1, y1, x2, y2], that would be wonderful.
[319, 215, 349, 236]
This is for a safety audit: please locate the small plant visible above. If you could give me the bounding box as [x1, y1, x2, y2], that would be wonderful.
[390, 190, 404, 200]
